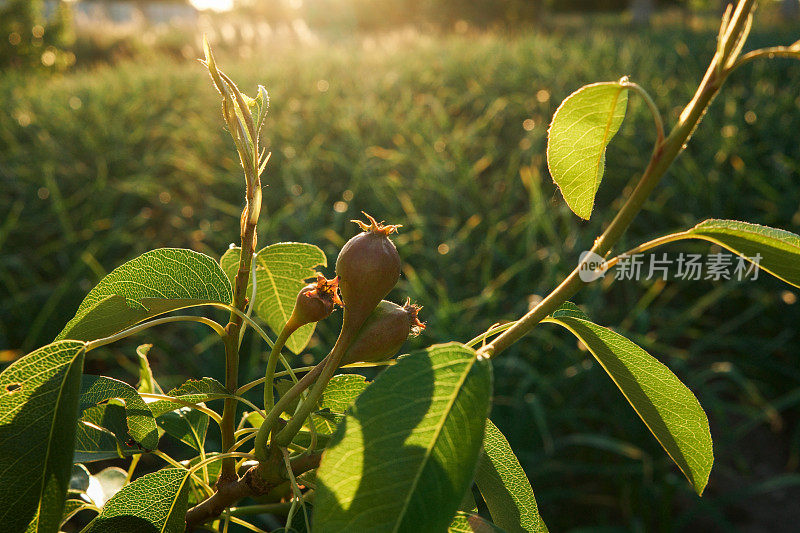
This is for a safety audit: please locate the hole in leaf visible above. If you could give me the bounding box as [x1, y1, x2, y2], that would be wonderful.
[6, 383, 21, 393]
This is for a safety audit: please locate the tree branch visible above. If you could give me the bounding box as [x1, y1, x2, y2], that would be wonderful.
[185, 453, 322, 531]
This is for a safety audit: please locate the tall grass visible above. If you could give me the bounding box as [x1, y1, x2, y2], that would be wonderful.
[1, 18, 799, 530]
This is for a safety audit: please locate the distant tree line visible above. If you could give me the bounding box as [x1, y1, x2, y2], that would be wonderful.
[235, 0, 734, 30]
[81, 0, 192, 3]
[0, 0, 73, 70]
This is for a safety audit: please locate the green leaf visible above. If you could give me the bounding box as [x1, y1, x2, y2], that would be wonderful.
[315, 343, 493, 532]
[449, 512, 507, 533]
[26, 499, 95, 533]
[320, 374, 369, 412]
[74, 402, 144, 462]
[244, 410, 265, 428]
[288, 373, 369, 424]
[70, 464, 91, 493]
[63, 498, 96, 523]
[136, 344, 163, 395]
[183, 454, 221, 506]
[683, 219, 800, 287]
[86, 468, 191, 533]
[279, 375, 371, 451]
[287, 508, 312, 533]
[202, 36, 225, 96]
[79, 375, 159, 450]
[546, 81, 629, 219]
[147, 377, 230, 418]
[63, 498, 94, 524]
[57, 248, 232, 342]
[299, 374, 371, 440]
[549, 302, 589, 321]
[459, 488, 478, 513]
[0, 340, 86, 533]
[544, 313, 713, 495]
[221, 243, 327, 354]
[293, 422, 335, 451]
[476, 420, 547, 533]
[255, 85, 270, 137]
[157, 406, 208, 451]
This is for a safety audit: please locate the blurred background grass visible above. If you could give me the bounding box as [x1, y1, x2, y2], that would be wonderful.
[2, 1, 800, 531]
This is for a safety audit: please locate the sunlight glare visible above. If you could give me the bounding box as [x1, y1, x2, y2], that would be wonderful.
[190, 0, 234, 11]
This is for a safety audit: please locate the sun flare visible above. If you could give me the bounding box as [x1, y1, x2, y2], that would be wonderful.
[190, 0, 234, 11]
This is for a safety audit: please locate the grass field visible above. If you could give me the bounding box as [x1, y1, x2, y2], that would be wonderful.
[2, 15, 800, 531]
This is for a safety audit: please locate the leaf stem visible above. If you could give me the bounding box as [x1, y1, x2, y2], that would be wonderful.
[602, 231, 693, 270]
[139, 392, 224, 425]
[252, 356, 329, 460]
[225, 516, 267, 533]
[234, 427, 258, 439]
[79, 300, 276, 350]
[125, 454, 140, 484]
[465, 321, 517, 348]
[187, 451, 259, 478]
[85, 315, 225, 352]
[281, 447, 310, 529]
[621, 80, 664, 148]
[206, 303, 274, 348]
[263, 325, 296, 417]
[153, 450, 214, 496]
[226, 502, 292, 517]
[238, 252, 259, 348]
[236, 360, 395, 395]
[232, 431, 258, 452]
[729, 46, 800, 71]
[139, 391, 265, 427]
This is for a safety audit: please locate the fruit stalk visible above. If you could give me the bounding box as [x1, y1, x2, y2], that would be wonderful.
[264, 214, 404, 450]
[254, 350, 330, 460]
[262, 274, 340, 416]
[271, 327, 355, 448]
[270, 298, 424, 448]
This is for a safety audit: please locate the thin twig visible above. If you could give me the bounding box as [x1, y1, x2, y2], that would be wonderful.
[85, 315, 225, 352]
[477, 0, 756, 359]
[622, 80, 665, 149]
[729, 46, 800, 71]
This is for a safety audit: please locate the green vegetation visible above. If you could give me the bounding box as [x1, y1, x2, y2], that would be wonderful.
[0, 0, 74, 70]
[1, 17, 800, 530]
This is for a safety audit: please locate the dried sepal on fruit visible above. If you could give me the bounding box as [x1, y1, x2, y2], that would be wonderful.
[351, 212, 402, 235]
[286, 273, 342, 329]
[402, 297, 426, 336]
